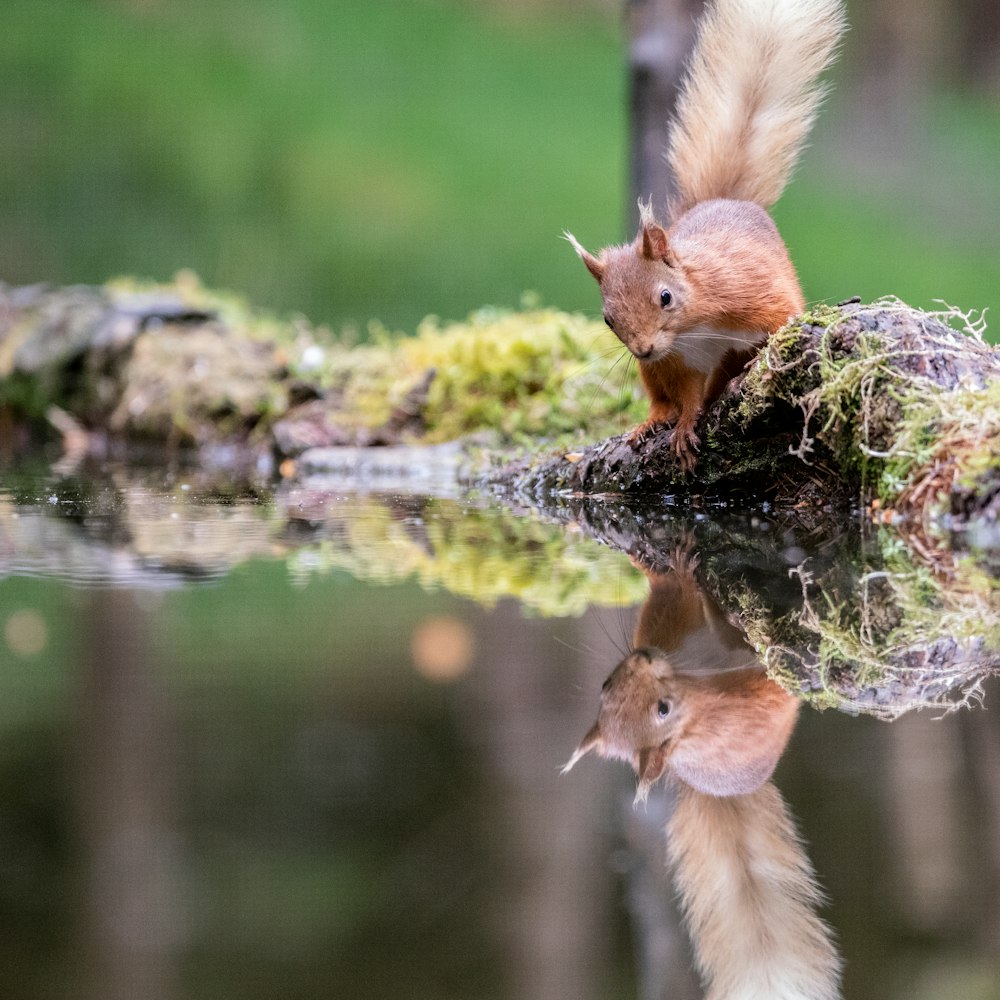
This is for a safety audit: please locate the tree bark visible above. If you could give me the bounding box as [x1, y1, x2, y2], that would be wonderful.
[626, 0, 704, 229]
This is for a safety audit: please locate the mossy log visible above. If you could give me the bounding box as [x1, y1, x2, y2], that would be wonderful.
[2, 282, 999, 532]
[0, 279, 640, 467]
[490, 299, 1000, 529]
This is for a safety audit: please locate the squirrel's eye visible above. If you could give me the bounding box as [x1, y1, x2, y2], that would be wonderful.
[603, 314, 614, 329]
[657, 699, 671, 718]
[659, 289, 673, 308]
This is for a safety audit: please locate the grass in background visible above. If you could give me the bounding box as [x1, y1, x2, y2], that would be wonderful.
[1, 0, 997, 335]
[0, 0, 625, 330]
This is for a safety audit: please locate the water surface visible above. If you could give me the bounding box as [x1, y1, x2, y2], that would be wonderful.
[0, 463, 997, 1000]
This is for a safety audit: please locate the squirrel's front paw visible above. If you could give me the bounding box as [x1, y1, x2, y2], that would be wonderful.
[627, 419, 667, 448]
[668, 542, 700, 578]
[669, 426, 699, 472]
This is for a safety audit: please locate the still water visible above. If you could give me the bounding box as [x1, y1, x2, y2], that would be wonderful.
[0, 463, 998, 1000]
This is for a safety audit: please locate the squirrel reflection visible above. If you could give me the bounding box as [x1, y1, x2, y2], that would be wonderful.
[565, 547, 842, 1000]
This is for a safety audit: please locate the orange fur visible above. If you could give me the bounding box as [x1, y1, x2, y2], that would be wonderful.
[564, 548, 800, 800]
[566, 0, 845, 469]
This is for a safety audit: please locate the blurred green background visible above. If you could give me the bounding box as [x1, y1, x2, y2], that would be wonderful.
[1, 0, 998, 334]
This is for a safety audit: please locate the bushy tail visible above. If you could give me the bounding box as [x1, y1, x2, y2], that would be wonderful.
[668, 782, 842, 1000]
[667, 0, 846, 213]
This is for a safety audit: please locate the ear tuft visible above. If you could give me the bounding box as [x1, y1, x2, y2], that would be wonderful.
[637, 198, 657, 229]
[564, 231, 605, 283]
[561, 720, 603, 775]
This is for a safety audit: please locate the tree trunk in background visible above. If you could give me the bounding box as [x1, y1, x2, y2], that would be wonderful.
[961, 703, 1000, 960]
[463, 601, 619, 1000]
[955, 0, 1000, 96]
[626, 0, 704, 231]
[76, 591, 179, 1000]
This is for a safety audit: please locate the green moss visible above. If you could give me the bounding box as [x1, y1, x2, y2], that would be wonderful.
[406, 308, 645, 443]
[310, 306, 646, 446]
[797, 303, 842, 329]
[730, 307, 845, 430]
[2, 277, 652, 451]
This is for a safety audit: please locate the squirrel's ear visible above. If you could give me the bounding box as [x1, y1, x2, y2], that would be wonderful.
[561, 720, 603, 774]
[638, 222, 675, 266]
[636, 199, 676, 266]
[634, 741, 671, 804]
[564, 231, 605, 283]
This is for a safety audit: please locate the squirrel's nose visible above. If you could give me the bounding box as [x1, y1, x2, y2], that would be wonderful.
[634, 346, 654, 360]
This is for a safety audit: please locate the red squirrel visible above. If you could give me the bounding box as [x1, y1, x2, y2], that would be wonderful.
[562, 545, 800, 801]
[566, 0, 846, 469]
[564, 549, 841, 999]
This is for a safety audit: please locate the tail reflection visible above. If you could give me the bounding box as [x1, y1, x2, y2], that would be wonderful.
[668, 782, 841, 1000]
[565, 547, 842, 999]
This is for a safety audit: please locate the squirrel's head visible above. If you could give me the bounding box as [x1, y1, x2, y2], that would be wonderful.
[566, 203, 694, 362]
[562, 647, 800, 802]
